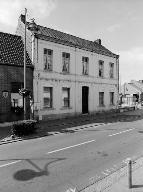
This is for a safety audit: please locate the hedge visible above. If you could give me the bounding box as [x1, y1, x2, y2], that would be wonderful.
[11, 120, 38, 137]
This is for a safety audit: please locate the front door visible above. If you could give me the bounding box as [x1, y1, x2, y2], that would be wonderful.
[82, 86, 89, 114]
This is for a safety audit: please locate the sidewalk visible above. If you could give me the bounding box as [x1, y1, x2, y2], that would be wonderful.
[79, 156, 143, 192]
[0, 108, 143, 144]
[105, 157, 143, 192]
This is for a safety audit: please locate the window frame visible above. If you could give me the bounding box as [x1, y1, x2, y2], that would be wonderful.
[43, 87, 53, 108]
[109, 62, 114, 79]
[82, 56, 89, 75]
[43, 48, 53, 71]
[110, 92, 114, 105]
[62, 87, 70, 108]
[62, 52, 70, 73]
[99, 60, 104, 78]
[99, 92, 104, 106]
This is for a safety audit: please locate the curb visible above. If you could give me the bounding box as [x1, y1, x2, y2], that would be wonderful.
[78, 156, 143, 192]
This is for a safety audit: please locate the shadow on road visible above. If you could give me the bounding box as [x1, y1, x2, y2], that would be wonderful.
[11, 157, 66, 181]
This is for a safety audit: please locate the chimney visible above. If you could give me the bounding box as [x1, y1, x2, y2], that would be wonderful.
[95, 39, 101, 45]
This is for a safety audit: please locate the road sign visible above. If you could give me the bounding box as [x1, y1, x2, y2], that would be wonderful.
[2, 90, 8, 98]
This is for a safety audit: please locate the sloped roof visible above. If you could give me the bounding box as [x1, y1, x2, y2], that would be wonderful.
[21, 15, 118, 58]
[0, 32, 32, 66]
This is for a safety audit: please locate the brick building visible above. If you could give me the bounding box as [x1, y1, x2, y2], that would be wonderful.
[0, 32, 33, 122]
[16, 14, 119, 120]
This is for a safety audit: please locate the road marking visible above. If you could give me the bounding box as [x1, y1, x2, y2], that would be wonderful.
[66, 188, 76, 192]
[102, 171, 109, 175]
[105, 169, 111, 173]
[0, 160, 21, 168]
[46, 139, 96, 154]
[66, 187, 76, 192]
[108, 128, 135, 137]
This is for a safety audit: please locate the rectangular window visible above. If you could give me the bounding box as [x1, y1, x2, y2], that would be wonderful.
[82, 56, 89, 75]
[110, 92, 114, 105]
[62, 87, 70, 107]
[11, 82, 24, 93]
[99, 60, 104, 78]
[43, 87, 53, 108]
[99, 92, 104, 106]
[109, 63, 114, 78]
[44, 48, 53, 71]
[62, 52, 70, 73]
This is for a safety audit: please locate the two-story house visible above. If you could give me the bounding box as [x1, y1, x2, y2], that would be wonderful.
[16, 14, 119, 120]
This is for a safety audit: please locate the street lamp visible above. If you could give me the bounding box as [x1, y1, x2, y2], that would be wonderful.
[23, 8, 39, 120]
[27, 17, 39, 120]
[24, 8, 27, 120]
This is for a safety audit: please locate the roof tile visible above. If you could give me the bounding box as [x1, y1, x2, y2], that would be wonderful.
[0, 32, 32, 66]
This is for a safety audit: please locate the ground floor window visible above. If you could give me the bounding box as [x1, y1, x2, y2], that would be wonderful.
[62, 87, 70, 107]
[110, 92, 114, 105]
[11, 82, 23, 109]
[43, 87, 53, 108]
[99, 92, 104, 106]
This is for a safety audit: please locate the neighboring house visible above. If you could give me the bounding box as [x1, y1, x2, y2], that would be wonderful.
[16, 14, 119, 120]
[0, 32, 33, 122]
[120, 80, 143, 106]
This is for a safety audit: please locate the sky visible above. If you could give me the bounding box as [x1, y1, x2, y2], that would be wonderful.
[0, 0, 143, 84]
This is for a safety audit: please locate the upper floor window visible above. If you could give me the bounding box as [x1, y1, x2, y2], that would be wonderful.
[44, 49, 53, 71]
[62, 52, 70, 73]
[11, 82, 24, 93]
[43, 87, 53, 108]
[109, 63, 114, 78]
[99, 92, 104, 106]
[82, 57, 89, 75]
[110, 92, 114, 105]
[99, 60, 104, 78]
[62, 87, 70, 107]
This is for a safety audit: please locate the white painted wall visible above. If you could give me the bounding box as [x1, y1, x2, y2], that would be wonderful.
[33, 38, 119, 119]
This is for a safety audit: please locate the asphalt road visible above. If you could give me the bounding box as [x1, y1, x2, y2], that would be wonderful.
[0, 118, 143, 192]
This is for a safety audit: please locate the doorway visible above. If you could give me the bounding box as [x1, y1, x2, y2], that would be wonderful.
[82, 86, 89, 114]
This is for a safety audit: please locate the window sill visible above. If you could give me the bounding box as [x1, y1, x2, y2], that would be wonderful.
[109, 104, 115, 106]
[98, 104, 105, 107]
[42, 107, 55, 111]
[60, 106, 72, 110]
[82, 73, 89, 76]
[44, 69, 53, 72]
[62, 71, 70, 75]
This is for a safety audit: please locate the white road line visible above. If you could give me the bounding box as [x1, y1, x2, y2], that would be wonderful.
[0, 160, 21, 168]
[102, 171, 109, 175]
[108, 128, 135, 137]
[46, 139, 96, 154]
[105, 169, 111, 173]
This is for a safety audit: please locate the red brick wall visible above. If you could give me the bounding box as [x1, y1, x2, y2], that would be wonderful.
[0, 64, 33, 122]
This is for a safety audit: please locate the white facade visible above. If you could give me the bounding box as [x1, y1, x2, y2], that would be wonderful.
[16, 14, 119, 120]
[33, 38, 119, 120]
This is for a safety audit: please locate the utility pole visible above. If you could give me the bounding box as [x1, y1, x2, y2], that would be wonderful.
[24, 8, 27, 120]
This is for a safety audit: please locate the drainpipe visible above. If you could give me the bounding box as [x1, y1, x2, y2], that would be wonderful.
[74, 46, 77, 115]
[116, 55, 120, 108]
[31, 33, 35, 119]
